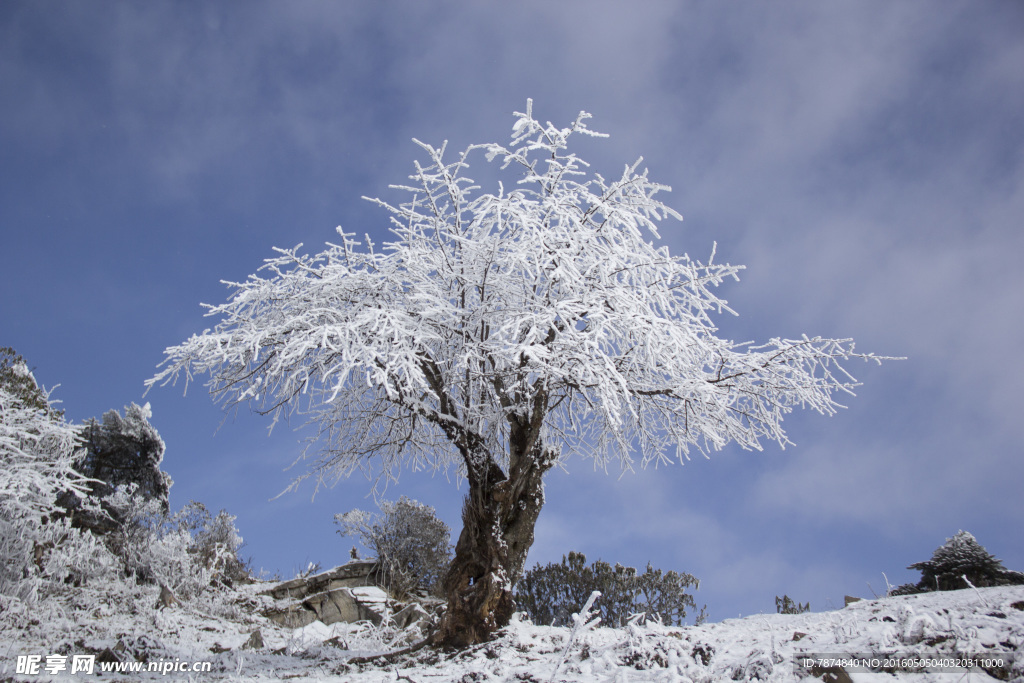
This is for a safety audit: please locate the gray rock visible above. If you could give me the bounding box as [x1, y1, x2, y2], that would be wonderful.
[155, 584, 178, 610]
[264, 604, 318, 629]
[242, 629, 264, 650]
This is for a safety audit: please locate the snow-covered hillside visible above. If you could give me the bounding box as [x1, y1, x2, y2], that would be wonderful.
[2, 581, 1021, 681]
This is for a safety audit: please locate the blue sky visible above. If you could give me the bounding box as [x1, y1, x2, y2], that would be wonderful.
[2, 2, 1022, 622]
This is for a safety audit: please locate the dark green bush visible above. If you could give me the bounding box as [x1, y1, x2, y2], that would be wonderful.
[515, 551, 703, 627]
[775, 594, 809, 614]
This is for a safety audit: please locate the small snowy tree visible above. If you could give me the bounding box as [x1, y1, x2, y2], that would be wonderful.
[0, 347, 53, 416]
[336, 496, 452, 598]
[895, 531, 1024, 594]
[83, 403, 172, 510]
[150, 101, 890, 647]
[60, 402, 173, 536]
[177, 501, 250, 586]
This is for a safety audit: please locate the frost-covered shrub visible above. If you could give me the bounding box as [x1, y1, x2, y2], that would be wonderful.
[0, 378, 95, 604]
[335, 496, 452, 598]
[105, 493, 250, 597]
[897, 530, 1024, 594]
[31, 516, 118, 589]
[0, 349, 248, 616]
[101, 483, 167, 583]
[168, 500, 250, 587]
[515, 551, 702, 627]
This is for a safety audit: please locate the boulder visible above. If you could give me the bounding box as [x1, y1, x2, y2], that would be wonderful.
[242, 629, 264, 650]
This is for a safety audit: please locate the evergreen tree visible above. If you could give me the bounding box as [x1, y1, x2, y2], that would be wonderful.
[908, 531, 1024, 592]
[891, 531, 1024, 595]
[64, 403, 173, 534]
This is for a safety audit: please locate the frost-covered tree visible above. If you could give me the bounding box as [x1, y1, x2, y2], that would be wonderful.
[0, 347, 53, 416]
[336, 496, 452, 598]
[150, 101, 890, 647]
[176, 501, 250, 587]
[66, 402, 173, 534]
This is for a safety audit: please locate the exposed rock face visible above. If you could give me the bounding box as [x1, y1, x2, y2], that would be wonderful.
[262, 561, 392, 629]
[260, 560, 441, 634]
[261, 560, 439, 636]
[263, 560, 380, 601]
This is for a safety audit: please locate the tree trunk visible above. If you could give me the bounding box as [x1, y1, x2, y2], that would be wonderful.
[433, 435, 555, 649]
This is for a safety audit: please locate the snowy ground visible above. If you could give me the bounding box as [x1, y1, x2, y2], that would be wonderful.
[2, 581, 1021, 682]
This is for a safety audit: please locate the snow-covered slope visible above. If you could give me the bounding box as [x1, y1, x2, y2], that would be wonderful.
[2, 582, 1021, 681]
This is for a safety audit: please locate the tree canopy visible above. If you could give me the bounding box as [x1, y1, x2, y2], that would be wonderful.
[150, 101, 881, 489]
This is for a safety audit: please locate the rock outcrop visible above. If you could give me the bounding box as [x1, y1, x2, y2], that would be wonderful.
[260, 560, 438, 636]
[262, 561, 390, 629]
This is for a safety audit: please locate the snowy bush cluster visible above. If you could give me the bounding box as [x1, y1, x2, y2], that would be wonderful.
[0, 348, 248, 632]
[335, 496, 452, 599]
[103, 491, 249, 599]
[515, 551, 703, 628]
